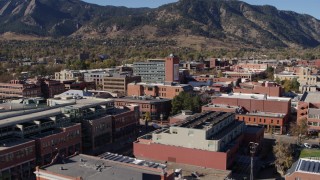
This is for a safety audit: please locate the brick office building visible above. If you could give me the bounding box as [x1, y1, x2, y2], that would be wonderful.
[297, 92, 320, 133]
[40, 79, 66, 98]
[127, 82, 193, 99]
[33, 124, 82, 166]
[0, 98, 113, 178]
[134, 111, 245, 170]
[81, 115, 113, 154]
[233, 81, 283, 97]
[111, 105, 139, 142]
[203, 93, 291, 134]
[114, 96, 172, 121]
[0, 138, 36, 180]
[0, 80, 42, 99]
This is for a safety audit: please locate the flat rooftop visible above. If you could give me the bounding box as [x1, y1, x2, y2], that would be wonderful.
[176, 111, 234, 130]
[129, 82, 190, 88]
[64, 98, 114, 109]
[203, 103, 238, 110]
[0, 107, 62, 128]
[300, 92, 320, 103]
[115, 96, 171, 103]
[42, 153, 168, 180]
[143, 159, 231, 180]
[217, 93, 290, 102]
[0, 138, 34, 150]
[246, 111, 286, 118]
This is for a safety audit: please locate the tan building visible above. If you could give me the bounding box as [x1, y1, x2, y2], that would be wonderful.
[54, 69, 84, 81]
[103, 74, 141, 96]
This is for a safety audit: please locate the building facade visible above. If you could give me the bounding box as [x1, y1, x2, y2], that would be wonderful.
[0, 80, 42, 99]
[203, 93, 291, 134]
[133, 54, 180, 83]
[134, 111, 245, 170]
[114, 96, 172, 121]
[103, 74, 141, 96]
[297, 92, 320, 133]
[127, 82, 193, 99]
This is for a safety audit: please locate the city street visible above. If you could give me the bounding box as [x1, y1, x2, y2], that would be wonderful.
[264, 133, 320, 145]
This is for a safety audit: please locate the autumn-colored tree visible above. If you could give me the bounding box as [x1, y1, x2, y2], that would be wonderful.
[273, 140, 293, 175]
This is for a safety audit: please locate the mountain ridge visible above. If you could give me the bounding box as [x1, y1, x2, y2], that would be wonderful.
[0, 0, 319, 48]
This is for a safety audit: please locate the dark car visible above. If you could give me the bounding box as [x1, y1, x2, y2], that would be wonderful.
[311, 144, 320, 149]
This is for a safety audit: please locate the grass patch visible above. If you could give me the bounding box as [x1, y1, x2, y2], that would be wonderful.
[300, 149, 320, 158]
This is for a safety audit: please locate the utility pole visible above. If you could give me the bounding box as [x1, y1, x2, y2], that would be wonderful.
[249, 142, 259, 180]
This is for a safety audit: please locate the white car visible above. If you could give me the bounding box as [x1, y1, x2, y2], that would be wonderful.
[304, 143, 312, 149]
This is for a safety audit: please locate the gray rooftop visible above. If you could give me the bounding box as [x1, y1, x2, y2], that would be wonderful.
[0, 108, 62, 128]
[115, 96, 171, 103]
[0, 138, 34, 150]
[42, 154, 167, 180]
[301, 92, 320, 103]
[176, 111, 234, 129]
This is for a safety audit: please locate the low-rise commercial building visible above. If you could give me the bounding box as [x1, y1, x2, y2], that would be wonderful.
[297, 92, 320, 133]
[134, 111, 245, 170]
[0, 80, 42, 99]
[203, 93, 291, 134]
[223, 71, 258, 81]
[127, 82, 193, 99]
[114, 96, 172, 121]
[0, 138, 36, 180]
[34, 153, 174, 180]
[103, 73, 141, 96]
[233, 81, 283, 97]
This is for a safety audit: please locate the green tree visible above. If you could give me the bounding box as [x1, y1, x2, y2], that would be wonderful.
[171, 92, 202, 115]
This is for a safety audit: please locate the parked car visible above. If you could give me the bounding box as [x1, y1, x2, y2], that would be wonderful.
[311, 144, 320, 149]
[304, 143, 312, 149]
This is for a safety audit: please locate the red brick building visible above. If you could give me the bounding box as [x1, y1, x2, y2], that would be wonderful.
[233, 81, 283, 97]
[40, 79, 66, 98]
[134, 111, 246, 170]
[81, 115, 112, 154]
[34, 124, 82, 166]
[203, 93, 291, 134]
[0, 138, 36, 180]
[127, 82, 193, 99]
[0, 80, 42, 99]
[112, 105, 139, 142]
[165, 54, 180, 83]
[114, 96, 172, 121]
[297, 92, 320, 133]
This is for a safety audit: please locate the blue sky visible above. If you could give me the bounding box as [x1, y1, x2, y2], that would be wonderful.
[84, 0, 320, 19]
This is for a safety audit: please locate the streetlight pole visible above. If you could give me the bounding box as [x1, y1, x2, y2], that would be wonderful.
[249, 142, 259, 180]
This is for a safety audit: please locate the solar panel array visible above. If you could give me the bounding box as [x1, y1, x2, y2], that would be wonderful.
[298, 159, 320, 173]
[99, 152, 167, 170]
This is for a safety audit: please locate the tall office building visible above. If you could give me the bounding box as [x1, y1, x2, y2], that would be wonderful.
[133, 54, 180, 83]
[165, 54, 180, 83]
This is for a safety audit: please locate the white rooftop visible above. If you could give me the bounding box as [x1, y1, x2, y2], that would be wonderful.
[218, 93, 291, 102]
